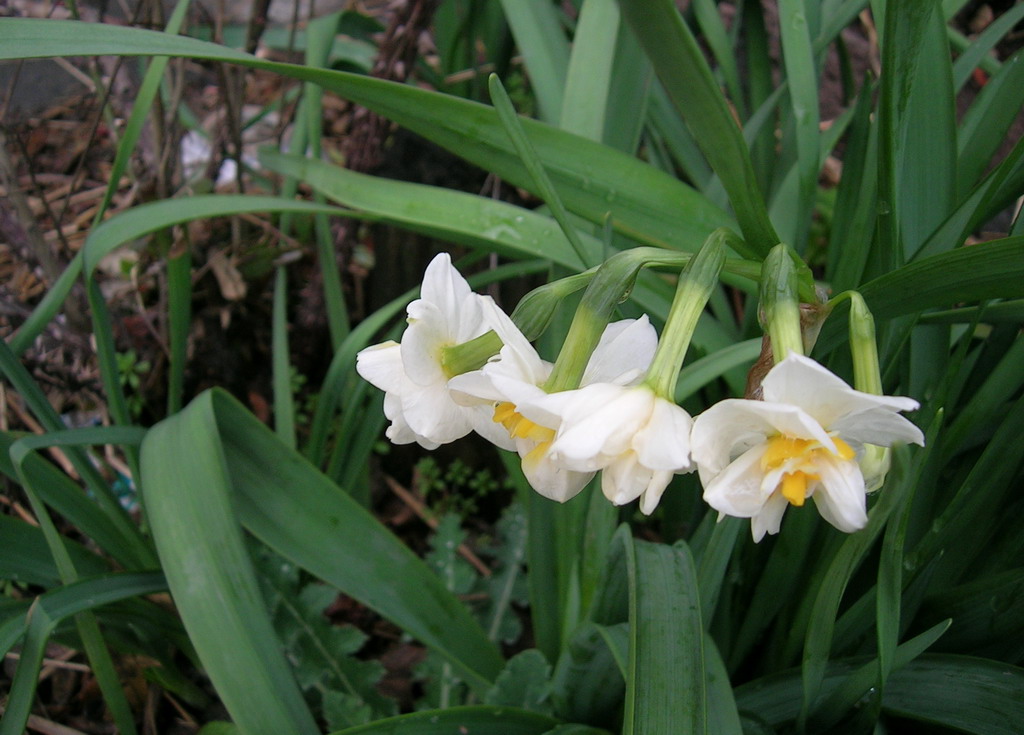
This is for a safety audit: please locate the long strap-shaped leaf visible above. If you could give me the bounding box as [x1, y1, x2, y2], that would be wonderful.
[620, 529, 707, 735]
[615, 0, 778, 256]
[140, 389, 504, 730]
[0, 18, 731, 255]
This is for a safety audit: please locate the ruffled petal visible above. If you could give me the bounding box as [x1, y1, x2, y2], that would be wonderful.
[355, 341, 403, 393]
[639, 470, 675, 515]
[419, 252, 473, 325]
[831, 407, 925, 448]
[812, 455, 869, 533]
[691, 399, 833, 479]
[701, 443, 772, 518]
[400, 379, 472, 445]
[633, 397, 692, 471]
[401, 300, 451, 386]
[763, 354, 921, 431]
[548, 384, 653, 463]
[521, 443, 594, 503]
[382, 392, 427, 446]
[582, 316, 658, 385]
[467, 404, 517, 451]
[750, 492, 789, 542]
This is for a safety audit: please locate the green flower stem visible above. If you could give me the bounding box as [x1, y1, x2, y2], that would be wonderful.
[441, 330, 504, 377]
[645, 231, 727, 399]
[489, 73, 593, 268]
[761, 244, 805, 362]
[543, 248, 691, 392]
[511, 266, 600, 341]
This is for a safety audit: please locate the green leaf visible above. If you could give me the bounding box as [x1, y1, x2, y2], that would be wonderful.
[550, 622, 626, 726]
[957, 50, 1024, 198]
[140, 391, 504, 727]
[797, 456, 909, 727]
[485, 649, 554, 714]
[776, 0, 821, 246]
[817, 237, 1024, 352]
[616, 0, 778, 255]
[0, 19, 732, 255]
[882, 655, 1024, 734]
[326, 706, 564, 735]
[0, 572, 165, 735]
[623, 531, 705, 735]
[497, 0, 569, 123]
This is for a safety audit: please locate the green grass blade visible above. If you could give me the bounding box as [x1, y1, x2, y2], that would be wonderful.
[0, 342, 153, 567]
[817, 237, 1024, 352]
[881, 654, 1024, 733]
[776, 0, 821, 246]
[560, 0, 622, 142]
[141, 395, 324, 735]
[691, 0, 746, 119]
[957, 50, 1024, 198]
[950, 3, 1024, 91]
[0, 514, 109, 587]
[826, 79, 877, 291]
[704, 634, 742, 735]
[489, 74, 595, 267]
[616, 0, 778, 255]
[271, 267, 295, 448]
[0, 571, 165, 659]
[875, 0, 943, 272]
[798, 459, 909, 728]
[260, 149, 594, 269]
[624, 534, 705, 735]
[496, 0, 569, 123]
[327, 705, 572, 734]
[166, 243, 191, 414]
[916, 133, 1024, 260]
[0, 18, 732, 255]
[806, 620, 950, 732]
[142, 390, 505, 699]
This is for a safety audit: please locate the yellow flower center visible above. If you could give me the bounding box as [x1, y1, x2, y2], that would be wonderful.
[493, 402, 556, 464]
[760, 435, 856, 507]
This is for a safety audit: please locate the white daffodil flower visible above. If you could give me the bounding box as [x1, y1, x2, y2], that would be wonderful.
[355, 253, 517, 450]
[541, 383, 693, 514]
[450, 318, 658, 502]
[691, 354, 924, 542]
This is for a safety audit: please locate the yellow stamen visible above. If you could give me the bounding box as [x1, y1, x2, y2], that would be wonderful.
[781, 472, 807, 506]
[761, 434, 856, 507]
[493, 401, 556, 443]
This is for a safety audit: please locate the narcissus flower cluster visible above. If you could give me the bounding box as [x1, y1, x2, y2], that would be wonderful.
[357, 249, 924, 542]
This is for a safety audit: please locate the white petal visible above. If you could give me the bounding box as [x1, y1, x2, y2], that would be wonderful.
[633, 398, 693, 471]
[382, 392, 425, 446]
[750, 492, 789, 542]
[812, 455, 868, 533]
[582, 316, 658, 385]
[419, 253, 472, 323]
[639, 470, 675, 515]
[831, 408, 925, 448]
[400, 380, 472, 444]
[700, 443, 772, 518]
[447, 369, 504, 405]
[521, 446, 594, 503]
[762, 354, 920, 432]
[478, 295, 532, 354]
[602, 453, 650, 506]
[355, 341, 403, 393]
[691, 399, 833, 478]
[467, 404, 517, 451]
[549, 384, 653, 463]
[401, 300, 450, 386]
